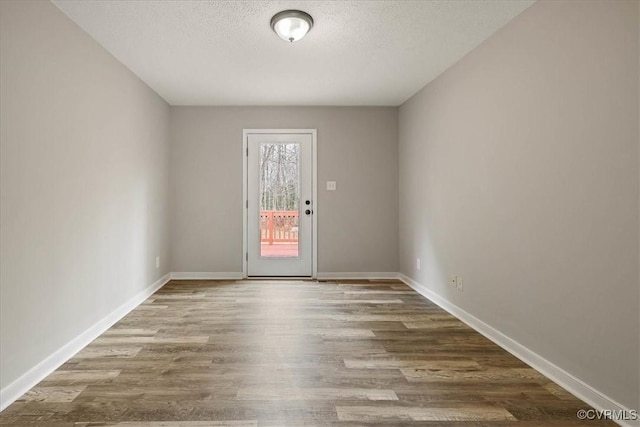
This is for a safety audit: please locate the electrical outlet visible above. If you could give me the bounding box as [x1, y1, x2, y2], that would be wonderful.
[416, 258, 421, 270]
[449, 276, 457, 287]
[456, 276, 463, 292]
[156, 256, 160, 269]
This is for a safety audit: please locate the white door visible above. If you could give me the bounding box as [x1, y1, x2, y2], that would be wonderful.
[246, 132, 314, 276]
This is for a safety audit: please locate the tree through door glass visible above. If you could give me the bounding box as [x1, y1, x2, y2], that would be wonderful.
[259, 143, 300, 258]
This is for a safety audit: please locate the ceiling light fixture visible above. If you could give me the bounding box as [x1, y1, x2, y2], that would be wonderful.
[270, 10, 314, 43]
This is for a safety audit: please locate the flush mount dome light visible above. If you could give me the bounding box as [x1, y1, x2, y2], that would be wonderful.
[270, 10, 314, 43]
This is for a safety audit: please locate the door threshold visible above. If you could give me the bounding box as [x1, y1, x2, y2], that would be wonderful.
[246, 276, 314, 281]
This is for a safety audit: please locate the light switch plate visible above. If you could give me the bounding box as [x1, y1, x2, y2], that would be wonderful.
[327, 181, 337, 191]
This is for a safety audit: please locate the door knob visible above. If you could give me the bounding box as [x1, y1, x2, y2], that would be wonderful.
[305, 200, 311, 205]
[305, 209, 312, 215]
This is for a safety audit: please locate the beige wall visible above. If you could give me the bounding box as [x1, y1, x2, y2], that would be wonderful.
[169, 107, 398, 274]
[0, 0, 170, 390]
[399, 0, 639, 408]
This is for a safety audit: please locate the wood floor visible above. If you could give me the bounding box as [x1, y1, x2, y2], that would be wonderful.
[0, 279, 613, 426]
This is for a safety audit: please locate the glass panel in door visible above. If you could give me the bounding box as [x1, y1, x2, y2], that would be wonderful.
[259, 143, 300, 258]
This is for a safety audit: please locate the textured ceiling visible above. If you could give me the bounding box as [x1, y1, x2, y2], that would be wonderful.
[51, 0, 534, 106]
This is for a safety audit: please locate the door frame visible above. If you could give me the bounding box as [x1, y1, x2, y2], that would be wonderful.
[242, 129, 317, 278]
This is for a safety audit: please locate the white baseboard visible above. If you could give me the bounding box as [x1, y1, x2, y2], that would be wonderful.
[171, 272, 397, 281]
[316, 272, 399, 280]
[3, 270, 635, 427]
[170, 272, 398, 281]
[170, 272, 243, 280]
[397, 273, 638, 427]
[0, 273, 171, 412]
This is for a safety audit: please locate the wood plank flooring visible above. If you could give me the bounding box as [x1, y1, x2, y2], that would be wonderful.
[0, 279, 614, 426]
